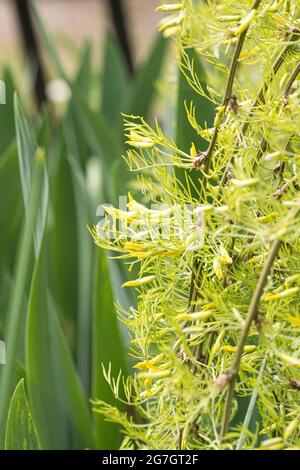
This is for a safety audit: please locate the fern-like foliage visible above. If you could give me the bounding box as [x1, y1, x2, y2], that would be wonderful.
[92, 0, 300, 450]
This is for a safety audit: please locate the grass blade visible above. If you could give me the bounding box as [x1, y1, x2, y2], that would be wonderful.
[92, 250, 128, 449]
[14, 95, 49, 257]
[0, 152, 47, 445]
[26, 240, 95, 450]
[124, 35, 168, 118]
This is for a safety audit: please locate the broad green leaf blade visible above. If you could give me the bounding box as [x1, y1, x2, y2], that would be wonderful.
[65, 149, 94, 394]
[0, 154, 47, 445]
[92, 251, 128, 449]
[26, 241, 95, 450]
[101, 33, 129, 129]
[124, 35, 168, 119]
[5, 379, 39, 450]
[47, 139, 79, 344]
[64, 43, 94, 169]
[14, 95, 49, 258]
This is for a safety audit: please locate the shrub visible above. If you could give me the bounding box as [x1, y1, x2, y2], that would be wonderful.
[92, 0, 300, 450]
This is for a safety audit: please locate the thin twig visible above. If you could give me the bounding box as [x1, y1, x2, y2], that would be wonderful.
[220, 238, 282, 439]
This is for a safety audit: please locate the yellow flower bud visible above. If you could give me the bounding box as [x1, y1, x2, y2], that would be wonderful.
[190, 143, 198, 158]
[213, 257, 223, 279]
[219, 245, 233, 265]
[263, 287, 300, 301]
[122, 275, 156, 288]
[261, 437, 284, 450]
[277, 351, 300, 367]
[175, 311, 212, 321]
[218, 15, 241, 23]
[126, 131, 154, 148]
[223, 345, 256, 353]
[156, 3, 182, 12]
[138, 369, 172, 380]
[231, 178, 258, 187]
[211, 330, 226, 356]
[284, 418, 298, 442]
[159, 12, 184, 32]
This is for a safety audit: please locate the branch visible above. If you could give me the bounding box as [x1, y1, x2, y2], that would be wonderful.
[220, 238, 282, 439]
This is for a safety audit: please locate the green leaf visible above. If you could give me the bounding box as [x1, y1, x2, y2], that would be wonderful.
[92, 251, 128, 449]
[124, 35, 168, 119]
[14, 95, 49, 257]
[47, 139, 78, 346]
[101, 33, 129, 129]
[5, 379, 40, 450]
[0, 154, 47, 445]
[65, 149, 95, 394]
[26, 240, 95, 450]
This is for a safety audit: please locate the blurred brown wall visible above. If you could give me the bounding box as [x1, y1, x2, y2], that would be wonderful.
[0, 0, 162, 71]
